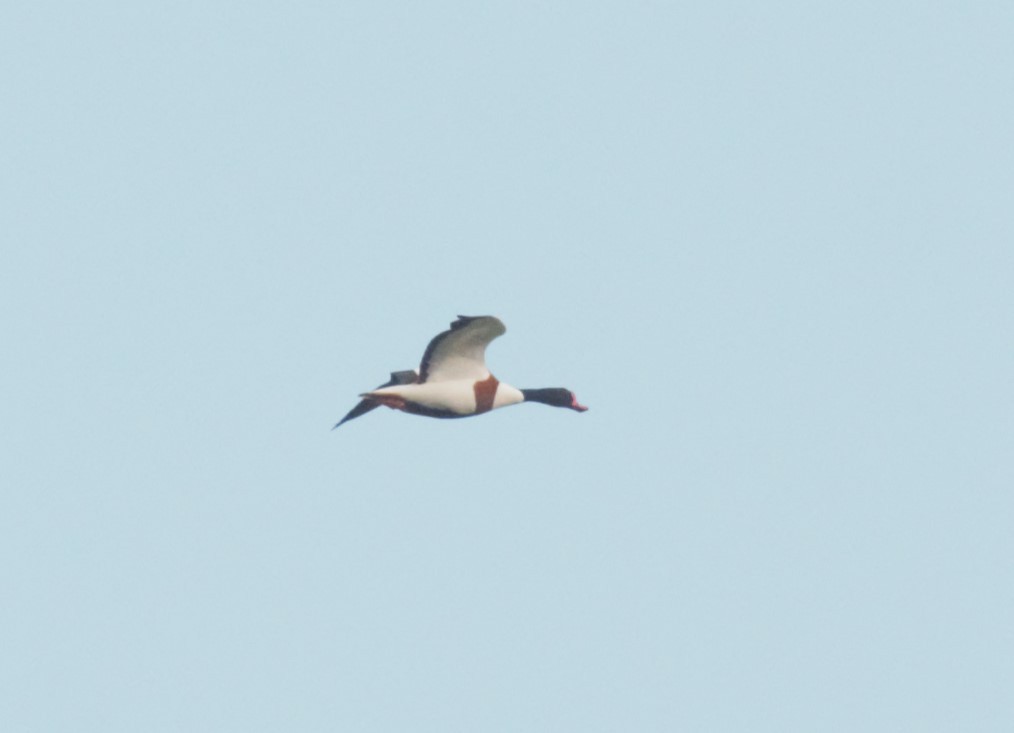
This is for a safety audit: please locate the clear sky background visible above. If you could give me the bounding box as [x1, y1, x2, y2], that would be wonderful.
[3, 2, 1013, 731]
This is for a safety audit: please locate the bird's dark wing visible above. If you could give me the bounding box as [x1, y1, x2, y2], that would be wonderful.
[332, 370, 418, 429]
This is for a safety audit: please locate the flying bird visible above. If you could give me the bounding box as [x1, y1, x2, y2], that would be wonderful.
[334, 315, 588, 429]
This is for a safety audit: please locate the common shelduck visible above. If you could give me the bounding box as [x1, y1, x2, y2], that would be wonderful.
[334, 315, 588, 428]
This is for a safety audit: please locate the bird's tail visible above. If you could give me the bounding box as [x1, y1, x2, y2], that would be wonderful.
[332, 369, 418, 429]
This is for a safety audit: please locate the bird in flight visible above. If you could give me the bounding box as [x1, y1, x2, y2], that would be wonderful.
[334, 315, 588, 429]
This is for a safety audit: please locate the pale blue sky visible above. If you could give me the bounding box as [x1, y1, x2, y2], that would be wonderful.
[3, 2, 1013, 731]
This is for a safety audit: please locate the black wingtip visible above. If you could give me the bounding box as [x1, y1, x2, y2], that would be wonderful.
[332, 394, 384, 431]
[452, 315, 481, 329]
[332, 412, 359, 430]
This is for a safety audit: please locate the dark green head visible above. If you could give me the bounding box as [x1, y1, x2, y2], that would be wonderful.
[521, 388, 588, 412]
